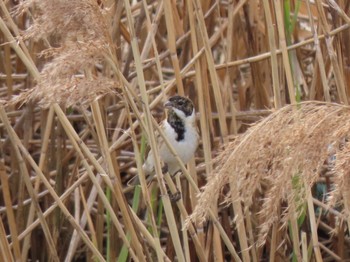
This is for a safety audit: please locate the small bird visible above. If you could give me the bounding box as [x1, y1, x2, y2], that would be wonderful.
[132, 95, 199, 185]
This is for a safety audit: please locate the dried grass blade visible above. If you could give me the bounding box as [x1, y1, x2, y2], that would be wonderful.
[263, 0, 282, 108]
[306, 0, 331, 102]
[0, 161, 21, 261]
[315, 0, 348, 104]
[0, 106, 59, 261]
[192, 0, 229, 142]
[123, 0, 186, 259]
[0, 212, 14, 262]
[163, 0, 184, 95]
[273, 0, 296, 104]
[53, 104, 139, 261]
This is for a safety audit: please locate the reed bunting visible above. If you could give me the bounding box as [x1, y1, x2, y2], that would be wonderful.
[132, 95, 199, 185]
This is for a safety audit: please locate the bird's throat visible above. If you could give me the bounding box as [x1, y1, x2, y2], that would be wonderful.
[167, 110, 185, 141]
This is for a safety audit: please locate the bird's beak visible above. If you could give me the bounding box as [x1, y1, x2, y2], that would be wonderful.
[164, 100, 173, 109]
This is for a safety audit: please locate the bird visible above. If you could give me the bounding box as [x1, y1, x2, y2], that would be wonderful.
[131, 95, 199, 185]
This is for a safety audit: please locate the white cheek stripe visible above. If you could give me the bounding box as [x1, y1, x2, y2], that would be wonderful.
[172, 107, 187, 120]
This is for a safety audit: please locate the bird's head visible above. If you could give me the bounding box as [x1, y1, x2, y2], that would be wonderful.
[164, 95, 195, 121]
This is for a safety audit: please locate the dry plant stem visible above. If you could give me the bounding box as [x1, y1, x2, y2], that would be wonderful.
[123, 90, 161, 227]
[301, 232, 308, 262]
[64, 175, 100, 261]
[315, 0, 348, 104]
[163, 173, 207, 262]
[136, 15, 344, 89]
[0, 106, 60, 262]
[230, 179, 250, 262]
[273, 0, 296, 104]
[4, 42, 13, 102]
[124, 1, 163, 97]
[224, 0, 240, 134]
[192, 0, 228, 143]
[0, 105, 107, 261]
[128, 0, 218, 80]
[140, 1, 164, 62]
[141, 0, 166, 95]
[91, 100, 145, 258]
[53, 104, 140, 262]
[0, 16, 39, 79]
[289, 203, 302, 261]
[269, 222, 278, 262]
[122, 0, 185, 260]
[342, 188, 350, 240]
[79, 185, 98, 248]
[180, 23, 349, 82]
[122, 88, 165, 260]
[208, 207, 242, 262]
[16, 173, 89, 243]
[117, 24, 173, 254]
[0, 1, 33, 64]
[328, 0, 350, 25]
[163, 0, 184, 95]
[0, 162, 21, 261]
[312, 198, 345, 219]
[319, 242, 342, 261]
[306, 0, 331, 102]
[129, 208, 170, 261]
[122, 5, 146, 79]
[23, 107, 54, 259]
[185, 0, 213, 177]
[245, 210, 257, 262]
[176, 176, 191, 262]
[262, 0, 281, 108]
[0, 211, 14, 262]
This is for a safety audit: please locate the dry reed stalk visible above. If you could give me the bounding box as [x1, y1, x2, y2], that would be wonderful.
[0, 211, 14, 262]
[64, 176, 100, 261]
[54, 104, 142, 261]
[262, 0, 281, 108]
[0, 161, 21, 261]
[306, 0, 331, 102]
[315, 0, 348, 105]
[0, 106, 60, 261]
[193, 0, 229, 143]
[306, 184, 323, 261]
[1, 105, 108, 261]
[274, 0, 296, 104]
[122, 0, 185, 260]
[14, 173, 89, 243]
[163, 173, 207, 261]
[162, 0, 184, 95]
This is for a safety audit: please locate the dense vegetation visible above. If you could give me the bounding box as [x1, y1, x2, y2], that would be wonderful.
[1, 0, 350, 261]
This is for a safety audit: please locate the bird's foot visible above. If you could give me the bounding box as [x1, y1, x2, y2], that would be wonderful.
[168, 189, 182, 202]
[162, 164, 168, 174]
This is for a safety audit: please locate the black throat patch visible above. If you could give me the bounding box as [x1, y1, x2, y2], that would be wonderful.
[167, 110, 185, 141]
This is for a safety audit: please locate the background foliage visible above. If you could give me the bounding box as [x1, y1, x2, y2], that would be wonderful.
[1, 0, 350, 261]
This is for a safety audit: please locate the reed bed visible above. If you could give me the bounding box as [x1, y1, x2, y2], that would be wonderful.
[1, 0, 350, 261]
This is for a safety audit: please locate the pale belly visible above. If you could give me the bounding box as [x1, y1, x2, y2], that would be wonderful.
[143, 121, 198, 175]
[160, 124, 198, 165]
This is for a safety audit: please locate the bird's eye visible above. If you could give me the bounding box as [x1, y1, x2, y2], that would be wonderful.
[177, 100, 184, 106]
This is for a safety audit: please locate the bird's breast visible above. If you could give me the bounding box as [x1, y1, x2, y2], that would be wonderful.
[161, 122, 198, 163]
